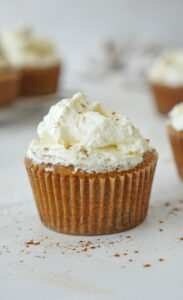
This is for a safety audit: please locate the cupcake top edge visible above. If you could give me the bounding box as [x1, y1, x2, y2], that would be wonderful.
[148, 50, 183, 87]
[27, 92, 151, 173]
[168, 102, 183, 131]
[1, 27, 60, 68]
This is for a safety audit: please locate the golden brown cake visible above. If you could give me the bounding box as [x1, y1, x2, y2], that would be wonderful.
[1, 27, 61, 97]
[25, 93, 158, 235]
[148, 51, 183, 114]
[0, 71, 20, 107]
[20, 65, 60, 96]
[25, 150, 157, 235]
[167, 103, 183, 180]
[167, 124, 183, 180]
[150, 83, 183, 115]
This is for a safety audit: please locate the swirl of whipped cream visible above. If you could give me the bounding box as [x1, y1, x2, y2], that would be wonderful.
[1, 27, 60, 68]
[168, 102, 183, 131]
[148, 51, 183, 87]
[27, 93, 150, 173]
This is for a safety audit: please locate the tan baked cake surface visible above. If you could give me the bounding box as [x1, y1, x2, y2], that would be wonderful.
[167, 124, 183, 180]
[0, 71, 20, 107]
[150, 82, 183, 114]
[25, 150, 158, 235]
[20, 65, 60, 96]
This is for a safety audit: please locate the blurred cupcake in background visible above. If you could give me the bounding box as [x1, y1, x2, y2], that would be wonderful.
[148, 51, 183, 114]
[167, 103, 183, 180]
[0, 47, 20, 108]
[1, 28, 61, 97]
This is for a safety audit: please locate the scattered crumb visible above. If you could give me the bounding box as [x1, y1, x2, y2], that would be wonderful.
[123, 253, 128, 256]
[114, 254, 120, 257]
[134, 250, 139, 254]
[159, 221, 164, 224]
[129, 259, 133, 262]
[25, 240, 40, 247]
[82, 248, 87, 252]
[143, 264, 151, 268]
[159, 258, 164, 262]
[172, 207, 181, 212]
[179, 237, 183, 241]
[159, 229, 163, 232]
[126, 236, 131, 239]
[164, 202, 170, 207]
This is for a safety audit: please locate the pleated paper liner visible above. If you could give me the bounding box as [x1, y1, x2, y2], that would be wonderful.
[150, 82, 183, 114]
[167, 124, 183, 180]
[20, 64, 60, 97]
[25, 150, 158, 235]
[0, 71, 21, 108]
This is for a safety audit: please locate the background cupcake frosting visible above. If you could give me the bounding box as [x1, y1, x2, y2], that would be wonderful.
[1, 27, 60, 68]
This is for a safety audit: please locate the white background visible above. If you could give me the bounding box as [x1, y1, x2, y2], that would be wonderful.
[0, 0, 183, 70]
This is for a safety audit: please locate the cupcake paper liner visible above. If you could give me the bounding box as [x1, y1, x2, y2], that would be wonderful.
[150, 82, 183, 115]
[25, 150, 158, 235]
[0, 71, 20, 108]
[167, 124, 183, 180]
[20, 65, 60, 97]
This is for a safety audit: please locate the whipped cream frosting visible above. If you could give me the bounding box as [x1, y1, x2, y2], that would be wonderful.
[27, 93, 150, 173]
[168, 102, 183, 131]
[1, 27, 60, 68]
[148, 51, 183, 87]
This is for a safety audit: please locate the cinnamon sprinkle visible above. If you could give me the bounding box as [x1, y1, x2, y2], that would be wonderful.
[25, 240, 40, 247]
[143, 264, 151, 268]
[114, 254, 120, 257]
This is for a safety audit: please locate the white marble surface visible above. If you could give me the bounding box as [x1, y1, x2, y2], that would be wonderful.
[0, 75, 183, 300]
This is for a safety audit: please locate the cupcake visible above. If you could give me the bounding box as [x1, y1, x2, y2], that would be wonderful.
[148, 51, 183, 114]
[25, 93, 158, 235]
[0, 47, 20, 108]
[167, 102, 183, 180]
[1, 28, 60, 97]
